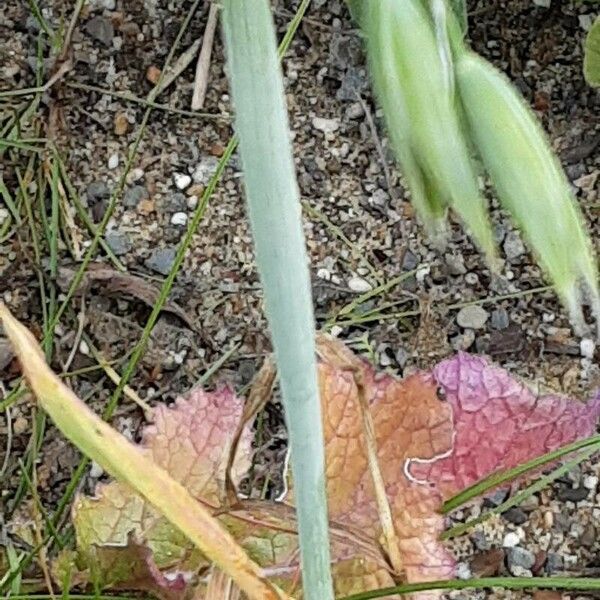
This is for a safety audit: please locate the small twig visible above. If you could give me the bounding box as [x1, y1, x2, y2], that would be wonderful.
[63, 296, 86, 372]
[355, 93, 399, 203]
[192, 3, 220, 110]
[152, 39, 202, 100]
[58, 0, 85, 62]
[66, 81, 227, 120]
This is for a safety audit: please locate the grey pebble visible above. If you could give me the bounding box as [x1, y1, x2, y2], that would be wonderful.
[491, 308, 510, 330]
[345, 102, 364, 120]
[337, 67, 369, 101]
[484, 488, 509, 507]
[502, 507, 528, 525]
[507, 547, 535, 573]
[456, 305, 489, 329]
[545, 552, 563, 574]
[503, 230, 526, 262]
[0, 339, 15, 371]
[471, 530, 490, 551]
[395, 347, 410, 369]
[84, 16, 114, 46]
[164, 192, 187, 212]
[105, 230, 131, 256]
[402, 250, 418, 271]
[145, 247, 176, 275]
[123, 185, 148, 208]
[445, 252, 467, 275]
[86, 180, 109, 201]
[557, 484, 589, 503]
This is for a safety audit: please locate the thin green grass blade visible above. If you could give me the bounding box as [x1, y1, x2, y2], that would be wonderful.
[338, 576, 600, 599]
[442, 445, 598, 539]
[443, 433, 600, 513]
[222, 1, 333, 598]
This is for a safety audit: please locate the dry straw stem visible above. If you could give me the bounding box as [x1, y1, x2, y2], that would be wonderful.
[0, 304, 289, 600]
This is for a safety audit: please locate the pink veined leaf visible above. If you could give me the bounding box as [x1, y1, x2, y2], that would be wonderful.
[63, 342, 600, 600]
[409, 352, 600, 499]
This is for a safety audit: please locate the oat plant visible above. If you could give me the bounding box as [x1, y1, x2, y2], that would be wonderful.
[222, 0, 334, 597]
[351, 0, 600, 336]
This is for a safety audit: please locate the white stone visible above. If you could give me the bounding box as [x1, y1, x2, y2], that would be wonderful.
[317, 268, 331, 281]
[580, 338, 595, 359]
[127, 167, 144, 183]
[312, 116, 340, 134]
[187, 195, 198, 210]
[584, 475, 598, 490]
[108, 153, 119, 169]
[502, 532, 520, 548]
[171, 212, 188, 226]
[348, 276, 372, 293]
[0, 208, 8, 223]
[79, 340, 90, 356]
[330, 325, 343, 337]
[90, 461, 104, 478]
[173, 172, 191, 190]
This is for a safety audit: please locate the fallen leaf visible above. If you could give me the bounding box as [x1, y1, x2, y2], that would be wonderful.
[51, 339, 600, 599]
[409, 353, 600, 498]
[71, 386, 254, 592]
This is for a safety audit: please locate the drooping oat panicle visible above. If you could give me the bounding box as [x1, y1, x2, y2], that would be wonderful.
[359, 0, 496, 260]
[456, 51, 600, 335]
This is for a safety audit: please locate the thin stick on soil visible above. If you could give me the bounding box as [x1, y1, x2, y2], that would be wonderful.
[192, 2, 220, 110]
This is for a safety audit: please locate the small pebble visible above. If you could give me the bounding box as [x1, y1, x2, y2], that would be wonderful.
[545, 552, 563, 574]
[502, 507, 528, 525]
[455, 562, 472, 580]
[90, 461, 104, 478]
[580, 338, 595, 359]
[171, 212, 188, 226]
[502, 532, 520, 548]
[113, 112, 129, 135]
[85, 15, 114, 46]
[145, 247, 176, 275]
[507, 547, 535, 573]
[317, 268, 331, 281]
[86, 180, 109, 200]
[187, 195, 198, 210]
[123, 185, 148, 208]
[503, 230, 526, 261]
[345, 102, 364, 119]
[105, 230, 131, 256]
[173, 172, 192, 190]
[13, 416, 28, 435]
[108, 153, 119, 169]
[456, 305, 489, 329]
[557, 485, 589, 503]
[445, 253, 466, 275]
[348, 276, 372, 293]
[312, 116, 340, 133]
[465, 272, 479, 286]
[491, 308, 510, 330]
[583, 475, 598, 490]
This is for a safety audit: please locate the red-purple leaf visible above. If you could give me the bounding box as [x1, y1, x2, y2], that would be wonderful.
[409, 353, 600, 499]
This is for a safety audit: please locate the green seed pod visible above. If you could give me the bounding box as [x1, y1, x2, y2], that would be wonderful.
[456, 51, 600, 334]
[362, 0, 496, 260]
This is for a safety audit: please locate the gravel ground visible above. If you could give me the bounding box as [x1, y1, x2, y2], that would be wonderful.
[0, 0, 599, 598]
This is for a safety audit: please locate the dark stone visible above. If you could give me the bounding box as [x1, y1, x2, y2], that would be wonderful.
[502, 507, 528, 525]
[545, 552, 564, 574]
[85, 16, 114, 47]
[556, 485, 589, 503]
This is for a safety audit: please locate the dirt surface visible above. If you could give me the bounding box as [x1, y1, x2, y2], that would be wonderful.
[0, 0, 599, 598]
